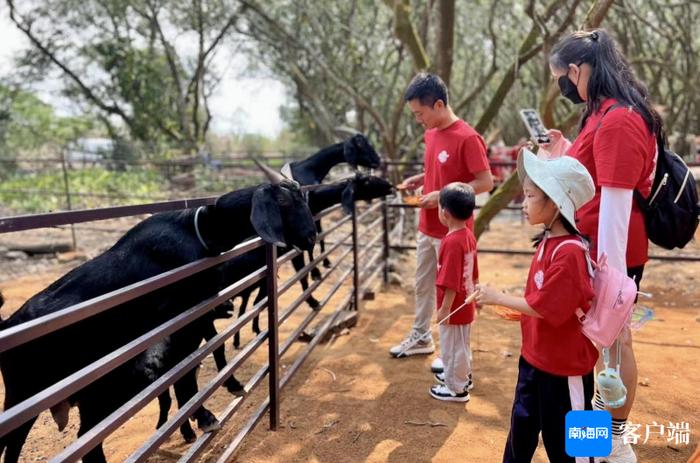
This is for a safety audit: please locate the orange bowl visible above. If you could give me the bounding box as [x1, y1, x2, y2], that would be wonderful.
[402, 195, 421, 206]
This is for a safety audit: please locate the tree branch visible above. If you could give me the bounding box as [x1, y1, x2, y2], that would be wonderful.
[383, 0, 430, 70]
[6, 0, 135, 129]
[435, 0, 455, 86]
[131, 0, 191, 141]
[239, 0, 390, 138]
[289, 64, 336, 144]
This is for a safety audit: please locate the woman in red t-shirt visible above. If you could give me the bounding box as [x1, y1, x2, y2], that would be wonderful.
[544, 29, 662, 462]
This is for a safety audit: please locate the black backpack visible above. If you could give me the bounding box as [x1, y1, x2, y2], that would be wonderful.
[600, 104, 700, 250]
[636, 136, 700, 249]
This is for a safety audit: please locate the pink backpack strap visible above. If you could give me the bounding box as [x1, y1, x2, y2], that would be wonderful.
[551, 239, 595, 323]
[550, 239, 587, 259]
[550, 238, 595, 278]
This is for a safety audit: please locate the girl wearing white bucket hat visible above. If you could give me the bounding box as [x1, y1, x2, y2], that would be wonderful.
[475, 148, 598, 463]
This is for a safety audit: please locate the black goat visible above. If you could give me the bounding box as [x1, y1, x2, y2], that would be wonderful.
[284, 134, 381, 280]
[235, 173, 393, 348]
[0, 179, 316, 463]
[219, 135, 381, 339]
[155, 173, 393, 443]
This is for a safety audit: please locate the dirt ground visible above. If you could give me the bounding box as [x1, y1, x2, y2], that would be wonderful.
[0, 213, 699, 462]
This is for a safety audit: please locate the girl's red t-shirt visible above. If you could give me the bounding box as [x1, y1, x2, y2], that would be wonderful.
[567, 99, 657, 267]
[436, 228, 478, 325]
[419, 120, 490, 239]
[522, 236, 597, 376]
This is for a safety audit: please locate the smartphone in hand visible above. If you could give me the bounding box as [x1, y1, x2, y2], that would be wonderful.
[519, 109, 550, 144]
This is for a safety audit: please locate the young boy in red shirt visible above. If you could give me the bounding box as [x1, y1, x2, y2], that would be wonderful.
[475, 150, 598, 462]
[429, 182, 478, 402]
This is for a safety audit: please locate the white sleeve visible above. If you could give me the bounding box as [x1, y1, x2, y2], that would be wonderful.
[598, 187, 633, 273]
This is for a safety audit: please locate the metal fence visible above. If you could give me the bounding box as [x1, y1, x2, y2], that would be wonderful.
[1, 154, 697, 461]
[0, 192, 387, 462]
[380, 159, 700, 263]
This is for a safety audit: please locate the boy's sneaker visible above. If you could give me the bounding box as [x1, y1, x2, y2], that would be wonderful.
[596, 436, 637, 463]
[434, 372, 474, 391]
[389, 331, 435, 357]
[430, 357, 444, 373]
[429, 384, 470, 402]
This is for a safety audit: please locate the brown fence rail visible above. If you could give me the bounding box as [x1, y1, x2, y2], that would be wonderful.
[383, 201, 700, 264]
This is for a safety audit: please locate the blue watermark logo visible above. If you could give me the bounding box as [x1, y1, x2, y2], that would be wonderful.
[565, 410, 612, 457]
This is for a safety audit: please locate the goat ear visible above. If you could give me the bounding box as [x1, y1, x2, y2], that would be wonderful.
[251, 186, 286, 247]
[341, 183, 356, 215]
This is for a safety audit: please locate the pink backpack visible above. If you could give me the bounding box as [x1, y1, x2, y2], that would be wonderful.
[551, 239, 637, 348]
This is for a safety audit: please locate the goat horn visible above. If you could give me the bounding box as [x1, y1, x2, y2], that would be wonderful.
[253, 159, 284, 185]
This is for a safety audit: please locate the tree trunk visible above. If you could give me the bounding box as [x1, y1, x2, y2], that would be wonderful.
[473, 0, 619, 239]
[475, 25, 541, 133]
[474, 171, 521, 240]
[435, 0, 455, 87]
[385, 0, 430, 70]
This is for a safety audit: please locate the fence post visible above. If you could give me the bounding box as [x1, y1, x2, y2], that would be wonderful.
[59, 146, 78, 250]
[351, 202, 361, 312]
[265, 243, 280, 430]
[382, 199, 390, 285]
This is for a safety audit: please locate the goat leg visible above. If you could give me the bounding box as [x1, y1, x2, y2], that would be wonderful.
[309, 248, 322, 281]
[174, 371, 220, 434]
[293, 253, 320, 310]
[0, 416, 37, 463]
[251, 285, 265, 334]
[50, 400, 71, 432]
[233, 291, 251, 349]
[203, 319, 245, 396]
[317, 221, 332, 268]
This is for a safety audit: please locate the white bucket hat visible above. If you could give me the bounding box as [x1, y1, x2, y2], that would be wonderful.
[517, 148, 595, 232]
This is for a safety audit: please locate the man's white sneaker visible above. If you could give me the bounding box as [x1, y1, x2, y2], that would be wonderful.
[389, 331, 435, 357]
[596, 436, 637, 463]
[431, 357, 444, 373]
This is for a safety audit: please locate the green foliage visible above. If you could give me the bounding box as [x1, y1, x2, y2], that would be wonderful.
[5, 0, 698, 159]
[7, 0, 241, 150]
[241, 0, 699, 155]
[0, 85, 94, 154]
[192, 165, 261, 193]
[88, 39, 182, 143]
[0, 168, 166, 213]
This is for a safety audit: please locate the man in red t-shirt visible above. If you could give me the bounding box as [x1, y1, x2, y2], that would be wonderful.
[389, 73, 493, 364]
